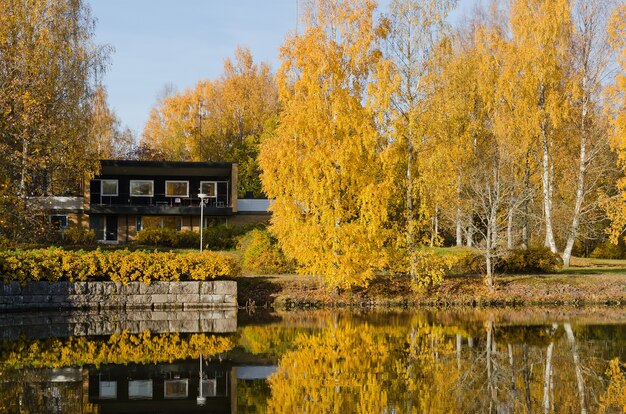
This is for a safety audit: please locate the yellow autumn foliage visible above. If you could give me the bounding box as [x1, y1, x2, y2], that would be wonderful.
[0, 248, 241, 285]
[599, 358, 626, 413]
[0, 330, 234, 369]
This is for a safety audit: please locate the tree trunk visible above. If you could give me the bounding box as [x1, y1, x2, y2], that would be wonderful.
[521, 153, 531, 249]
[407, 136, 417, 281]
[541, 123, 558, 254]
[564, 323, 587, 414]
[563, 75, 589, 268]
[456, 180, 463, 246]
[466, 226, 474, 248]
[543, 340, 554, 414]
[523, 343, 532, 413]
[507, 202, 514, 249]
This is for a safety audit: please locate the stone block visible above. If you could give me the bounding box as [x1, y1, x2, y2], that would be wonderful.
[101, 282, 120, 295]
[214, 281, 236, 295]
[22, 282, 49, 295]
[23, 295, 50, 304]
[48, 282, 71, 296]
[175, 293, 200, 304]
[129, 294, 154, 305]
[139, 320, 168, 333]
[50, 295, 67, 303]
[223, 295, 237, 306]
[121, 283, 141, 295]
[72, 282, 88, 295]
[169, 282, 198, 295]
[169, 319, 199, 332]
[151, 294, 170, 304]
[1, 282, 21, 296]
[140, 282, 169, 295]
[200, 294, 224, 304]
[199, 281, 214, 295]
[213, 318, 237, 333]
[200, 319, 214, 332]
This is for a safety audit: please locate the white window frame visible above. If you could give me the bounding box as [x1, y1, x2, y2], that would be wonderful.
[199, 181, 218, 198]
[130, 180, 154, 197]
[164, 379, 188, 399]
[100, 179, 119, 196]
[165, 180, 189, 197]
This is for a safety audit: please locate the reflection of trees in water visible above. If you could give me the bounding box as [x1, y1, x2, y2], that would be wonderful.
[264, 314, 626, 413]
[0, 369, 98, 414]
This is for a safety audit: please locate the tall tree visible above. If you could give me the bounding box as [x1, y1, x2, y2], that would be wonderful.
[384, 0, 456, 281]
[141, 47, 278, 196]
[90, 85, 134, 160]
[0, 0, 108, 241]
[259, 0, 393, 289]
[509, 0, 573, 254]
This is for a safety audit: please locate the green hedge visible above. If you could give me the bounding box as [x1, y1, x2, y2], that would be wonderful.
[135, 224, 261, 250]
[0, 248, 241, 285]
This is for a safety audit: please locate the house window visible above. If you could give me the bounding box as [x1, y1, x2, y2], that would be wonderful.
[142, 216, 182, 231]
[200, 181, 217, 197]
[50, 215, 69, 229]
[165, 180, 189, 197]
[164, 379, 188, 399]
[136, 216, 142, 232]
[130, 180, 154, 197]
[101, 180, 118, 196]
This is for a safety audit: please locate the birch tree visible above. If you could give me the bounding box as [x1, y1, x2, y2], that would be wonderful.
[259, 0, 394, 289]
[384, 0, 456, 281]
[510, 0, 573, 254]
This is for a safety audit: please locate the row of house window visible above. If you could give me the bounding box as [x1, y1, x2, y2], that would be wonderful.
[100, 180, 222, 198]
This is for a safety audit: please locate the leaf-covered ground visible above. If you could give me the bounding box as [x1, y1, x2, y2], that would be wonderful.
[237, 257, 626, 308]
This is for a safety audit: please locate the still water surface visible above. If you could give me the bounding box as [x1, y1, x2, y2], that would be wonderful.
[1, 308, 626, 413]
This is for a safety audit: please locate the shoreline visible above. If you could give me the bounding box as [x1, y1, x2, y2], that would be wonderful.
[237, 272, 626, 309]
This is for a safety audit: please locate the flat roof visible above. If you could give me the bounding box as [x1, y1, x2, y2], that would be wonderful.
[98, 160, 235, 177]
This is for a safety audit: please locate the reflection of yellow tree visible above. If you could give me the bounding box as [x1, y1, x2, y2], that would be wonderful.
[267, 323, 400, 413]
[599, 358, 626, 413]
[266, 318, 463, 413]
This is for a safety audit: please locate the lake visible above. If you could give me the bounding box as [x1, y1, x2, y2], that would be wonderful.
[1, 307, 625, 413]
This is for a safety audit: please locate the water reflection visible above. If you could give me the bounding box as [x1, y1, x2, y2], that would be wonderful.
[1, 308, 626, 413]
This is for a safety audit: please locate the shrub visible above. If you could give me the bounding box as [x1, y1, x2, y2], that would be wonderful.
[63, 227, 96, 246]
[240, 229, 295, 274]
[499, 246, 562, 273]
[410, 250, 454, 291]
[135, 228, 178, 247]
[0, 248, 241, 285]
[590, 241, 625, 260]
[135, 225, 260, 250]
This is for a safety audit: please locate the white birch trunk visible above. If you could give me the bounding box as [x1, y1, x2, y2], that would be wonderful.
[543, 340, 554, 414]
[563, 72, 589, 268]
[564, 323, 587, 414]
[541, 126, 558, 254]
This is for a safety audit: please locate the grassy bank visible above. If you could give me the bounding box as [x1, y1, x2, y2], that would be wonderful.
[238, 257, 626, 308]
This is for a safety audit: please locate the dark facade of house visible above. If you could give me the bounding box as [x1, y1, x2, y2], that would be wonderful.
[88, 160, 239, 242]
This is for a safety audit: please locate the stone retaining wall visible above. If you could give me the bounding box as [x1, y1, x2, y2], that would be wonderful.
[0, 281, 237, 311]
[0, 309, 237, 339]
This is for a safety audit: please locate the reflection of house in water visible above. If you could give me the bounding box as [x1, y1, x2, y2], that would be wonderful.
[89, 359, 236, 414]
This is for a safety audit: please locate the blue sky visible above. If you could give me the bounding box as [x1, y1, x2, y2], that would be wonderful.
[90, 0, 479, 137]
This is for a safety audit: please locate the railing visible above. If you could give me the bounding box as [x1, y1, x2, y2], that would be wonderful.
[91, 192, 231, 208]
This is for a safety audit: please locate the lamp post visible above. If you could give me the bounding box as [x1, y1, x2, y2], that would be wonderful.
[198, 193, 207, 252]
[197, 353, 206, 406]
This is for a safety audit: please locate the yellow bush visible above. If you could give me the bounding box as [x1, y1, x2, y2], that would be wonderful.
[0, 330, 234, 369]
[0, 248, 241, 285]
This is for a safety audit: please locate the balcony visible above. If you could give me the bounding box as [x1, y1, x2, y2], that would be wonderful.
[89, 193, 233, 216]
